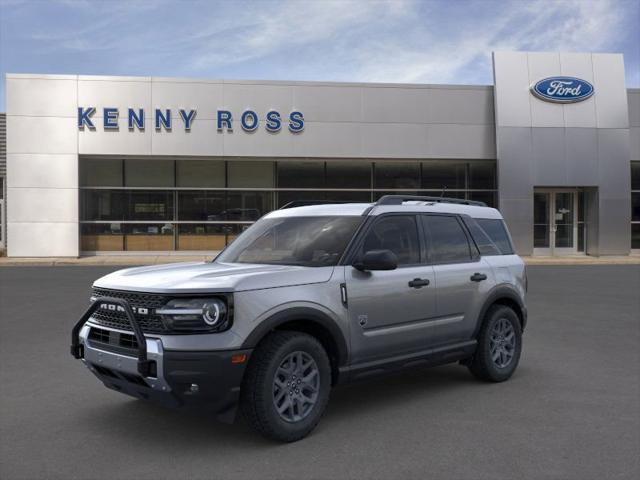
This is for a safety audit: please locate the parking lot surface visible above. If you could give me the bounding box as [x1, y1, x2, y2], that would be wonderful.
[1, 265, 639, 480]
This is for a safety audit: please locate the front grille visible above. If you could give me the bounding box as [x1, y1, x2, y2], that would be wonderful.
[90, 288, 168, 333]
[89, 326, 139, 348]
[92, 288, 168, 309]
[88, 326, 140, 355]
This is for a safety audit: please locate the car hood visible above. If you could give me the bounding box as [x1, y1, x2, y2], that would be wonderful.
[93, 262, 335, 293]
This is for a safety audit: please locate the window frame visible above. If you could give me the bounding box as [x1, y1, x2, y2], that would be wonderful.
[420, 213, 480, 266]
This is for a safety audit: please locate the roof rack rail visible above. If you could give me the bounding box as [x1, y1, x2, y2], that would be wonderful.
[279, 200, 355, 209]
[375, 195, 487, 207]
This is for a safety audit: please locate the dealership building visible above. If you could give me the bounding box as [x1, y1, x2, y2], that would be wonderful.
[1, 51, 639, 257]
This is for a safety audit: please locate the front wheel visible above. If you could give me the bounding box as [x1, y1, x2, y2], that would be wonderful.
[240, 331, 331, 442]
[468, 305, 522, 382]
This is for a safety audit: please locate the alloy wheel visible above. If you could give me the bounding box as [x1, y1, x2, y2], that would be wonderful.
[272, 351, 320, 423]
[489, 318, 516, 368]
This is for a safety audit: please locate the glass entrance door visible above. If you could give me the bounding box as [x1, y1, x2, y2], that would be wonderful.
[533, 189, 579, 255]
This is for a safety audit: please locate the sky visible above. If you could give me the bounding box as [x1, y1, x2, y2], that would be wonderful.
[0, 0, 639, 111]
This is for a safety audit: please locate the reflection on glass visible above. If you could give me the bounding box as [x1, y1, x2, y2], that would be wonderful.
[421, 162, 465, 190]
[277, 162, 324, 188]
[632, 224, 640, 249]
[177, 224, 234, 251]
[578, 224, 585, 252]
[178, 191, 225, 221]
[123, 223, 174, 251]
[373, 191, 419, 202]
[468, 162, 496, 189]
[555, 224, 573, 248]
[533, 192, 550, 248]
[128, 191, 174, 221]
[534, 225, 549, 248]
[226, 191, 272, 220]
[80, 158, 123, 187]
[78, 159, 499, 252]
[277, 190, 370, 207]
[81, 190, 126, 221]
[632, 193, 640, 222]
[632, 162, 640, 191]
[80, 223, 124, 251]
[218, 216, 363, 267]
[534, 193, 549, 224]
[125, 159, 175, 187]
[554, 193, 574, 249]
[177, 160, 225, 188]
[422, 215, 471, 263]
[577, 191, 586, 252]
[375, 162, 420, 189]
[326, 162, 371, 189]
[228, 161, 274, 188]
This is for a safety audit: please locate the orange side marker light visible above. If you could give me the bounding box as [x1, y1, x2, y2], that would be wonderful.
[231, 354, 247, 364]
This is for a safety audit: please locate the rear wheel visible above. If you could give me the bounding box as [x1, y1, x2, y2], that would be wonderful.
[240, 331, 331, 442]
[469, 305, 522, 382]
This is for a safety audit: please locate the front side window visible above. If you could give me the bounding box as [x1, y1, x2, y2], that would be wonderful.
[217, 216, 363, 267]
[423, 215, 472, 264]
[361, 215, 420, 265]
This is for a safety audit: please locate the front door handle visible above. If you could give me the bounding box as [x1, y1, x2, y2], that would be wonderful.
[408, 278, 430, 288]
[470, 273, 487, 282]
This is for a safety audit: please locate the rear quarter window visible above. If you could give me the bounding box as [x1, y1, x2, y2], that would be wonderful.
[422, 215, 473, 264]
[475, 218, 514, 255]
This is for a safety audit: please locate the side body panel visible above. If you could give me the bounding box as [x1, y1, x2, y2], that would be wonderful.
[345, 264, 437, 364]
[431, 258, 497, 344]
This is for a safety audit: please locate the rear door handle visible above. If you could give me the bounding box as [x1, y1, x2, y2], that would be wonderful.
[470, 273, 487, 282]
[408, 278, 430, 288]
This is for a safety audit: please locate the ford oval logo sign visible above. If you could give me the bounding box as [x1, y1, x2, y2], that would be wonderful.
[531, 77, 594, 103]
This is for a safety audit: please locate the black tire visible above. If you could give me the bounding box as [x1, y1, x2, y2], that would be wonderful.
[469, 305, 522, 382]
[240, 331, 331, 442]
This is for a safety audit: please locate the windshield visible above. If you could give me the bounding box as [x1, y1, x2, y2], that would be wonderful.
[216, 216, 363, 267]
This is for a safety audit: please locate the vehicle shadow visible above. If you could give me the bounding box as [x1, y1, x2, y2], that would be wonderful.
[78, 363, 514, 448]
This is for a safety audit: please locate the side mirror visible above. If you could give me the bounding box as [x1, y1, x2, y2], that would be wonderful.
[353, 249, 398, 271]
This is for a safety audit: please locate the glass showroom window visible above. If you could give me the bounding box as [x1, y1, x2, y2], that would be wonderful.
[375, 162, 420, 190]
[421, 161, 466, 190]
[276, 161, 372, 207]
[632, 162, 640, 251]
[80, 157, 498, 252]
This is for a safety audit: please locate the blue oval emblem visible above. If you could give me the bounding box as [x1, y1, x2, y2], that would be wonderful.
[531, 77, 594, 103]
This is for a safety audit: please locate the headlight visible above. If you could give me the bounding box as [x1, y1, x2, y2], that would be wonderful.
[156, 298, 229, 332]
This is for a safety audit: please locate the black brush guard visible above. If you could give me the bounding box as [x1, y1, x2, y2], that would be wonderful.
[70, 297, 153, 377]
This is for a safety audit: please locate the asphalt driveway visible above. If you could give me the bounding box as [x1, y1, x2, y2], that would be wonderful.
[0, 265, 638, 480]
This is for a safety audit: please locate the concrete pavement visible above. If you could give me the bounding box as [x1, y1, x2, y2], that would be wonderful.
[0, 265, 639, 479]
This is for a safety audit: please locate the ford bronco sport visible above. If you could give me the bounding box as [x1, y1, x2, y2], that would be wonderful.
[71, 195, 527, 442]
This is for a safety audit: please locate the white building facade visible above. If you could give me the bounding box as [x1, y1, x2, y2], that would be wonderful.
[3, 51, 640, 257]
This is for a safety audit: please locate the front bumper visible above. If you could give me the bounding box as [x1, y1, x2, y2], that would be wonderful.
[72, 298, 251, 423]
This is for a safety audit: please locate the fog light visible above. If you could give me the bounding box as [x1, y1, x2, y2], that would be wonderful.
[231, 354, 247, 364]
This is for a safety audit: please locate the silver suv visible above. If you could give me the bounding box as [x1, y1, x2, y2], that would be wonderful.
[71, 195, 527, 442]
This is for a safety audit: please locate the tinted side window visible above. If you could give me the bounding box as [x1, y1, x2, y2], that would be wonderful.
[476, 219, 514, 255]
[462, 217, 501, 256]
[362, 216, 420, 265]
[423, 215, 472, 263]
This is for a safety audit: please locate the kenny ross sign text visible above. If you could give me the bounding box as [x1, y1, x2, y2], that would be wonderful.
[78, 107, 304, 133]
